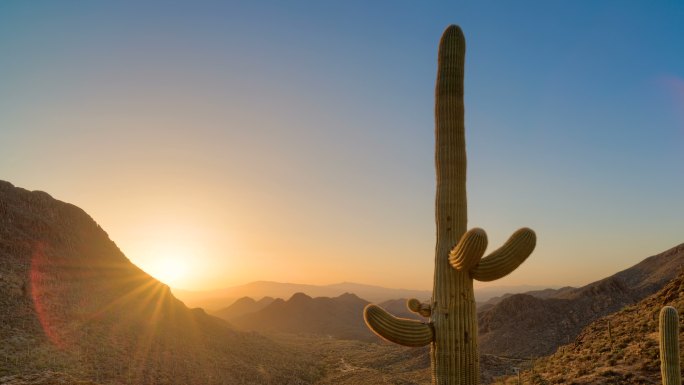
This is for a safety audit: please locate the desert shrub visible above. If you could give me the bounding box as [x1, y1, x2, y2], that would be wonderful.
[530, 373, 549, 385]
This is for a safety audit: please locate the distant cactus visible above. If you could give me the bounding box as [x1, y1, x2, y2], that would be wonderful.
[659, 306, 682, 385]
[363, 25, 536, 385]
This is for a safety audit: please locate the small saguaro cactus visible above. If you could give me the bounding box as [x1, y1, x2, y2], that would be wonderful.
[363, 25, 536, 385]
[659, 306, 682, 385]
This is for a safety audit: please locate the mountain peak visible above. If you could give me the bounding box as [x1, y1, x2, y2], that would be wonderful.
[233, 296, 257, 305]
[336, 292, 362, 302]
[288, 292, 312, 302]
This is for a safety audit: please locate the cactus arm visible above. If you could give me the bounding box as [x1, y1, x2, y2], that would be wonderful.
[449, 228, 488, 272]
[363, 304, 433, 347]
[470, 227, 536, 282]
[407, 298, 432, 317]
[659, 306, 681, 385]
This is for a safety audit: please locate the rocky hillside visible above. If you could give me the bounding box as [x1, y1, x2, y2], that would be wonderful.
[0, 181, 322, 385]
[478, 243, 684, 358]
[497, 272, 684, 384]
[0, 371, 101, 385]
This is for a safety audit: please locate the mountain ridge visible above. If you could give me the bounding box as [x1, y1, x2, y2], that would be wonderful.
[223, 292, 376, 341]
[173, 280, 434, 311]
[174, 280, 558, 311]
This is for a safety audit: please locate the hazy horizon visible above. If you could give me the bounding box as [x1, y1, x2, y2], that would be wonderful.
[169, 277, 563, 293]
[2, 2, 683, 291]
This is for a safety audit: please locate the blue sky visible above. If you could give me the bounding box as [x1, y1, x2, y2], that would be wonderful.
[1, 1, 682, 290]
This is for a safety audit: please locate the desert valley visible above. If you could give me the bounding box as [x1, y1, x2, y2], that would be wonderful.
[2, 3, 683, 385]
[1, 180, 682, 384]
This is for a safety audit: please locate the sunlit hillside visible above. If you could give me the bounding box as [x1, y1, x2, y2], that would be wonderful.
[0, 181, 322, 384]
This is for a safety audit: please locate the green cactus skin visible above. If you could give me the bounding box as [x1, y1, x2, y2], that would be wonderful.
[363, 25, 536, 385]
[660, 306, 682, 385]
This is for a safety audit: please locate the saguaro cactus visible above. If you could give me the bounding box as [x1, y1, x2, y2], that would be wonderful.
[659, 306, 682, 385]
[363, 25, 536, 385]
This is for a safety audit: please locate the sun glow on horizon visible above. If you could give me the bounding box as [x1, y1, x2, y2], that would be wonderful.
[138, 244, 193, 289]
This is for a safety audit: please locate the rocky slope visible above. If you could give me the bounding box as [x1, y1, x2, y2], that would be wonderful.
[0, 181, 322, 385]
[478, 243, 684, 358]
[498, 272, 684, 384]
[0, 371, 101, 385]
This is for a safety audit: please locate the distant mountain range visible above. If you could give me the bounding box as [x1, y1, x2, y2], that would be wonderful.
[173, 281, 433, 311]
[228, 293, 374, 341]
[175, 280, 557, 312]
[0, 181, 321, 385]
[214, 294, 424, 341]
[213, 242, 683, 363]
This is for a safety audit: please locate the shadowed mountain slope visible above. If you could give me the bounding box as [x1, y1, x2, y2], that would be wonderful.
[477, 286, 575, 313]
[478, 243, 684, 358]
[227, 292, 376, 341]
[0, 181, 321, 384]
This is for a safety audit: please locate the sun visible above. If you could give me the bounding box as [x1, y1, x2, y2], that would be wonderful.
[140, 245, 193, 289]
[152, 256, 188, 287]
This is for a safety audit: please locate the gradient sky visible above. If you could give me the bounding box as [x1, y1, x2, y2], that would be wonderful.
[1, 1, 683, 291]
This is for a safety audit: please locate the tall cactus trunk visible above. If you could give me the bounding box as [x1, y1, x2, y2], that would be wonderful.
[432, 25, 478, 384]
[363, 25, 536, 385]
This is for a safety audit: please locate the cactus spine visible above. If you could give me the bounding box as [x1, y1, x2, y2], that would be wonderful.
[363, 25, 536, 385]
[660, 306, 682, 385]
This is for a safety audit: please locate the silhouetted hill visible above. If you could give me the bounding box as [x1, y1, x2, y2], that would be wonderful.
[325, 282, 432, 304]
[228, 292, 376, 341]
[478, 243, 684, 358]
[0, 181, 321, 384]
[213, 296, 275, 321]
[175, 281, 432, 311]
[499, 272, 684, 384]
